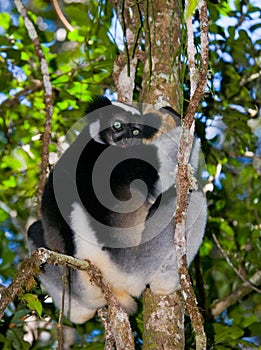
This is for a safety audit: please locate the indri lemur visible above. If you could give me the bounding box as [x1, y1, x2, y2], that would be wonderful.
[28, 96, 207, 323]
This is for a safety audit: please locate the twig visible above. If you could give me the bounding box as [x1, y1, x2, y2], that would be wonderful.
[240, 70, 261, 86]
[186, 16, 197, 96]
[0, 80, 42, 111]
[113, 0, 141, 103]
[212, 233, 261, 293]
[184, 0, 209, 129]
[174, 122, 207, 350]
[86, 261, 135, 350]
[0, 249, 45, 319]
[57, 266, 67, 350]
[51, 0, 74, 32]
[0, 201, 25, 235]
[13, 0, 53, 218]
[0, 80, 42, 150]
[212, 270, 261, 318]
[0, 248, 134, 349]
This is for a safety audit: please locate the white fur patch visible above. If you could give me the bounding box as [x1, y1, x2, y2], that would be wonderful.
[70, 202, 145, 297]
[89, 119, 104, 143]
[112, 101, 141, 115]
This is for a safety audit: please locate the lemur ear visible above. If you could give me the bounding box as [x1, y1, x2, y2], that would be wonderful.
[88, 119, 107, 144]
[85, 96, 112, 114]
[143, 112, 162, 139]
[85, 96, 113, 145]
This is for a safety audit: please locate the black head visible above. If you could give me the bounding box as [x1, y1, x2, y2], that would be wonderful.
[86, 97, 161, 147]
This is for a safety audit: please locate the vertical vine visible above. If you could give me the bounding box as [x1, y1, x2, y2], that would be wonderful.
[174, 0, 209, 348]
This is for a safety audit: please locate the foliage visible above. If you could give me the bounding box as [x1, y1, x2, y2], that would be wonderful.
[0, 0, 260, 348]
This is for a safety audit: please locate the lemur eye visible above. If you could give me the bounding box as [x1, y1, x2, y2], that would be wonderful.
[113, 121, 122, 129]
[132, 129, 140, 136]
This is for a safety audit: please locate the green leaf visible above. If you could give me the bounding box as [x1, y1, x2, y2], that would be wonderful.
[20, 293, 43, 317]
[218, 2, 232, 16]
[214, 323, 244, 344]
[2, 176, 17, 189]
[68, 29, 85, 43]
[200, 240, 213, 256]
[52, 74, 70, 84]
[10, 310, 31, 325]
[57, 100, 69, 110]
[0, 13, 11, 31]
[6, 328, 31, 350]
[220, 220, 234, 237]
[185, 0, 198, 20]
[0, 208, 9, 222]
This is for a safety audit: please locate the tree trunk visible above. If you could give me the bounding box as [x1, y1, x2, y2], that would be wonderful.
[139, 0, 181, 110]
[113, 0, 184, 347]
[140, 1, 184, 348]
[143, 289, 184, 350]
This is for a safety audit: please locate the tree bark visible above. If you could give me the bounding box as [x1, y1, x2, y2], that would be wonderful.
[143, 289, 184, 350]
[139, 1, 184, 348]
[112, 0, 185, 347]
[113, 0, 143, 103]
[139, 0, 181, 111]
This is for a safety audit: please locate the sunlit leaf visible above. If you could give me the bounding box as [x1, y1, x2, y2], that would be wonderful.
[20, 294, 43, 318]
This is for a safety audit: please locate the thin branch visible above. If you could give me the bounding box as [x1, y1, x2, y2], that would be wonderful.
[13, 0, 53, 218]
[212, 233, 261, 293]
[185, 16, 197, 96]
[0, 56, 104, 116]
[0, 81, 42, 150]
[0, 80, 42, 111]
[0, 248, 134, 350]
[185, 0, 209, 129]
[57, 266, 67, 350]
[113, 0, 142, 103]
[174, 0, 209, 348]
[212, 270, 261, 318]
[174, 122, 207, 350]
[240, 70, 261, 86]
[0, 249, 45, 319]
[0, 201, 25, 235]
[86, 261, 135, 350]
[51, 0, 74, 32]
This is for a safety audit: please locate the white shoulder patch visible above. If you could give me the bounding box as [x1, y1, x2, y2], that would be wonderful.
[70, 202, 99, 254]
[112, 101, 141, 115]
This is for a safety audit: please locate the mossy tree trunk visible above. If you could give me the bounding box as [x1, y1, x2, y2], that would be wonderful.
[140, 2, 184, 348]
[113, 0, 185, 348]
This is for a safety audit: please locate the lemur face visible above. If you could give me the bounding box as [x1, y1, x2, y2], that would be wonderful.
[88, 103, 161, 147]
[101, 113, 144, 147]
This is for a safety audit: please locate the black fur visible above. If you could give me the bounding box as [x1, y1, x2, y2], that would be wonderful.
[29, 97, 162, 253]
